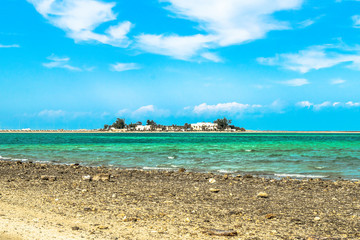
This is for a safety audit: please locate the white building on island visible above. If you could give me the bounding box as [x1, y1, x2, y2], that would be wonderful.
[135, 125, 152, 131]
[191, 122, 218, 131]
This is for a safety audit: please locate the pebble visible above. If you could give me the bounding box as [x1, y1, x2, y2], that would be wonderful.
[205, 229, 238, 236]
[209, 178, 216, 183]
[265, 214, 276, 219]
[82, 175, 92, 181]
[93, 173, 110, 181]
[178, 168, 186, 173]
[209, 188, 220, 193]
[71, 226, 80, 231]
[40, 175, 57, 181]
[97, 225, 109, 230]
[314, 217, 321, 221]
[257, 192, 269, 198]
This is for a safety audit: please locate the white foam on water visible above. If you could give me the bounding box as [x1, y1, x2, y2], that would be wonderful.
[143, 166, 175, 171]
[314, 166, 325, 170]
[167, 156, 175, 159]
[12, 158, 28, 161]
[275, 173, 326, 178]
[245, 149, 252, 152]
[217, 169, 235, 173]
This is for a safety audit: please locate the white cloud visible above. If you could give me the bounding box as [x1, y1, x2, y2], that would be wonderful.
[279, 78, 309, 86]
[297, 15, 324, 29]
[111, 63, 140, 72]
[133, 105, 155, 115]
[258, 44, 360, 73]
[43, 54, 82, 71]
[296, 101, 313, 108]
[0, 44, 20, 48]
[297, 100, 360, 110]
[353, 15, 360, 28]
[28, 0, 132, 47]
[129, 105, 170, 118]
[346, 101, 360, 107]
[330, 78, 346, 85]
[137, 0, 303, 60]
[298, 19, 315, 28]
[193, 102, 253, 114]
[313, 101, 332, 110]
[136, 34, 214, 61]
[38, 109, 66, 118]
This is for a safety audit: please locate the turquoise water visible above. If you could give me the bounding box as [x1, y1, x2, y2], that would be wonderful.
[0, 133, 360, 179]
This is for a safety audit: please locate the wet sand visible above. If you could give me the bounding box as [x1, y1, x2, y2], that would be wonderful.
[0, 160, 359, 239]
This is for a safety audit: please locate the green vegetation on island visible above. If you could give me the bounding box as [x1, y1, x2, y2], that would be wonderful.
[102, 117, 246, 132]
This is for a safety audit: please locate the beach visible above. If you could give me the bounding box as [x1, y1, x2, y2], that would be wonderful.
[1, 160, 359, 239]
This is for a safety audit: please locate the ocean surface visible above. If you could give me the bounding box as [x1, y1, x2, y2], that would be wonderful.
[0, 133, 359, 179]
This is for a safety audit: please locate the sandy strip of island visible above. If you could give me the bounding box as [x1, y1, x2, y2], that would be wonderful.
[0, 160, 360, 240]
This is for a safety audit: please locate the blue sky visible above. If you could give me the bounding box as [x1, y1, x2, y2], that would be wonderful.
[1, 0, 360, 130]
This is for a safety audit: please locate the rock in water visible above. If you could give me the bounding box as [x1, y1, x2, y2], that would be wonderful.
[93, 173, 110, 181]
[257, 192, 269, 198]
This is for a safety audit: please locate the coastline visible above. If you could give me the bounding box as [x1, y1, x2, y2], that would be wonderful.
[1, 160, 359, 239]
[1, 130, 360, 133]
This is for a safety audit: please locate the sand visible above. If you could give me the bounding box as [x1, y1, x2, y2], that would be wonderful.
[0, 160, 360, 239]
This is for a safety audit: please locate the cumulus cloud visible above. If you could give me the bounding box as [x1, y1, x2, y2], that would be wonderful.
[189, 100, 284, 116]
[136, 34, 214, 61]
[0, 44, 20, 48]
[28, 0, 132, 47]
[297, 101, 360, 110]
[258, 44, 360, 73]
[296, 101, 313, 108]
[110, 63, 141, 72]
[116, 105, 170, 119]
[279, 78, 309, 86]
[133, 105, 155, 115]
[137, 0, 303, 61]
[346, 101, 360, 107]
[43, 54, 82, 71]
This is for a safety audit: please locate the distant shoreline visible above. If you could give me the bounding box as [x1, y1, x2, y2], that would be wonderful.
[1, 130, 360, 133]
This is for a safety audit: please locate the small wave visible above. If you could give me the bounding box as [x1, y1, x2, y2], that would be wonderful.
[245, 149, 253, 152]
[167, 156, 175, 159]
[314, 166, 326, 170]
[275, 173, 326, 179]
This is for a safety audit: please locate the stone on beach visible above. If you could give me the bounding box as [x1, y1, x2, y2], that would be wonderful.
[40, 175, 57, 181]
[257, 192, 269, 198]
[209, 188, 220, 193]
[265, 213, 276, 219]
[208, 178, 216, 183]
[82, 175, 92, 181]
[93, 173, 110, 181]
[204, 229, 238, 236]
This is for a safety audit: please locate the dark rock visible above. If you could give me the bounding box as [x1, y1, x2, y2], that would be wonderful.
[205, 229, 238, 236]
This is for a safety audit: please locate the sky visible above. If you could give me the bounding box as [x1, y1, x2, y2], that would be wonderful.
[1, 0, 360, 130]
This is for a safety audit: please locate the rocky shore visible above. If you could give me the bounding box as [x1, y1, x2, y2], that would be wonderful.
[0, 160, 359, 239]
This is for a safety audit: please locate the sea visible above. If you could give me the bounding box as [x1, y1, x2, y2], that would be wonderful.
[0, 133, 359, 180]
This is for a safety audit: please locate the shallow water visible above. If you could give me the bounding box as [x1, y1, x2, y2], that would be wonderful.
[0, 133, 359, 179]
